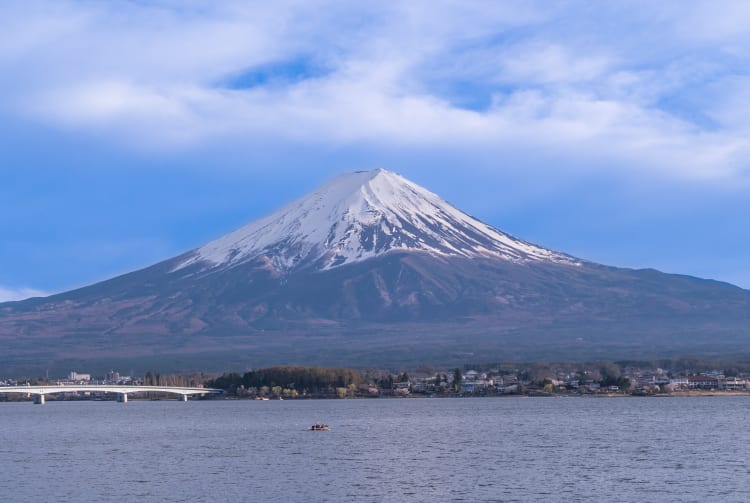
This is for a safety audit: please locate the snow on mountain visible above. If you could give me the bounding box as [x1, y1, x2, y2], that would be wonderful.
[175, 169, 579, 273]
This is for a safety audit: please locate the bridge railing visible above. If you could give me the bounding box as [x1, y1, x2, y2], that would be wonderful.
[0, 385, 223, 404]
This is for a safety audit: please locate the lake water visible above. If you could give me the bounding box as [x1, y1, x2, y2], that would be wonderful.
[1, 396, 749, 502]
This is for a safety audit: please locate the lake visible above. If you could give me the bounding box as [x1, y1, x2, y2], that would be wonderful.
[1, 396, 749, 502]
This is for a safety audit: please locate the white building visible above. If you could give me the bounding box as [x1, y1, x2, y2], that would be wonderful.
[68, 372, 91, 382]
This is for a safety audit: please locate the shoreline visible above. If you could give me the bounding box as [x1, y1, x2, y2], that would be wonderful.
[3, 391, 750, 404]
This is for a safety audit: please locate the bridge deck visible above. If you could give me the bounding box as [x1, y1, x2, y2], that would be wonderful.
[0, 385, 221, 396]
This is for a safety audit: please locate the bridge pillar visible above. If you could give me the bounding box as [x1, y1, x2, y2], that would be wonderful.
[180, 394, 188, 402]
[117, 393, 128, 403]
[34, 394, 45, 405]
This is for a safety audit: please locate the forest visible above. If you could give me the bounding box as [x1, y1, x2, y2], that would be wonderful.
[207, 366, 365, 395]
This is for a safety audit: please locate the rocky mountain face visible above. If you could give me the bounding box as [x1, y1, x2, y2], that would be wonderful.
[1, 169, 749, 374]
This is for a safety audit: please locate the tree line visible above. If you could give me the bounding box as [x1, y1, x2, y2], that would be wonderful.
[207, 366, 365, 394]
[142, 372, 205, 387]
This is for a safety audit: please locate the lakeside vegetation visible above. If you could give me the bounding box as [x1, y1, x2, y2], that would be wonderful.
[201, 358, 750, 399]
[5, 358, 750, 401]
[207, 366, 366, 398]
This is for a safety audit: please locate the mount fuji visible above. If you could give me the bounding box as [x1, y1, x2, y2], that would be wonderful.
[176, 168, 578, 273]
[2, 169, 749, 374]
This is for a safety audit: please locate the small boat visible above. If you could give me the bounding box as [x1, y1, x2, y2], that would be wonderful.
[308, 423, 330, 431]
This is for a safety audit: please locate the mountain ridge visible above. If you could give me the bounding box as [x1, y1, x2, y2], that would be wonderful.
[1, 169, 749, 374]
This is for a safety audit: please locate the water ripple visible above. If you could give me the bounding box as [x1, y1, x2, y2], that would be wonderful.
[1, 397, 750, 502]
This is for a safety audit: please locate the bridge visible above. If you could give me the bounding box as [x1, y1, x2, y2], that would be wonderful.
[0, 385, 222, 404]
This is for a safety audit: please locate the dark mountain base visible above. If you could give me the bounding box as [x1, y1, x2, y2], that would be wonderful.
[1, 320, 749, 376]
[1, 253, 749, 375]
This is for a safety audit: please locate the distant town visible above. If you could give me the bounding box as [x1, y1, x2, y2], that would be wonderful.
[4, 360, 750, 402]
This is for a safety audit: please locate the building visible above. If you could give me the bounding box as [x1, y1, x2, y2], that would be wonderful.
[722, 377, 747, 391]
[68, 372, 91, 382]
[687, 376, 719, 389]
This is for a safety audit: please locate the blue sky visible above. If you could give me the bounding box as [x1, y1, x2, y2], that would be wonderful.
[2, 1, 750, 300]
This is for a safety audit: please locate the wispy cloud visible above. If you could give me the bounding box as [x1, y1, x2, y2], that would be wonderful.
[0, 286, 48, 303]
[2, 1, 750, 181]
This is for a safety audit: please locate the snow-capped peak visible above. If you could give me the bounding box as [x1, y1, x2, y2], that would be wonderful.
[175, 169, 578, 273]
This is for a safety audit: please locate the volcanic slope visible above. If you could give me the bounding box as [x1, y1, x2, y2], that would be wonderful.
[2, 169, 749, 373]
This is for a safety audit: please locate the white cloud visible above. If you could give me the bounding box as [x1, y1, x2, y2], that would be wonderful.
[0, 286, 49, 303]
[496, 44, 613, 85]
[2, 1, 750, 181]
